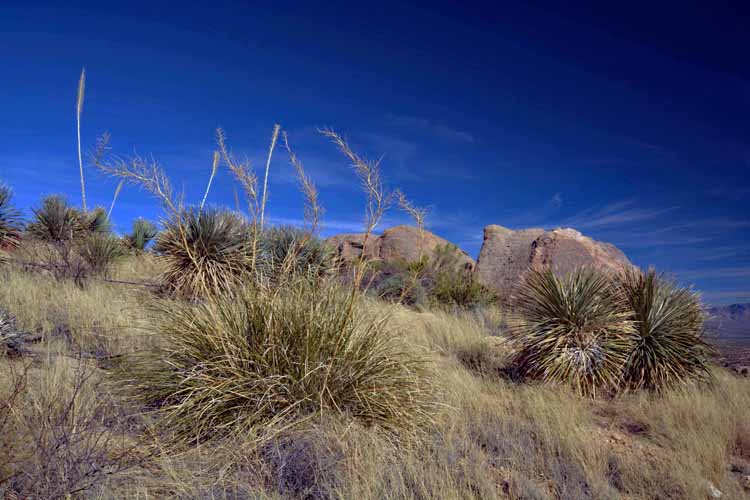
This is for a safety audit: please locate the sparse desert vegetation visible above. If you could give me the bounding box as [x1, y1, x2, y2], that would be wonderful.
[1, 76, 749, 500]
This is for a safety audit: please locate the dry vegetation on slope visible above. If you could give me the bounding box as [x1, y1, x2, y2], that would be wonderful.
[1, 72, 749, 498]
[1, 260, 750, 499]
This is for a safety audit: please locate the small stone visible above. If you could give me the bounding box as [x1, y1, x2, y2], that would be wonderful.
[706, 480, 722, 498]
[741, 475, 750, 491]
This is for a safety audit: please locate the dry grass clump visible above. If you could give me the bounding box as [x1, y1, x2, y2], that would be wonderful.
[154, 207, 255, 298]
[0, 357, 141, 499]
[511, 268, 635, 396]
[258, 225, 337, 281]
[617, 268, 713, 391]
[2, 256, 749, 498]
[0, 265, 151, 355]
[77, 233, 126, 276]
[114, 277, 433, 446]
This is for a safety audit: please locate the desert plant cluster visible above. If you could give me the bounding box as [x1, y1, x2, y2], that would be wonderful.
[1, 72, 748, 499]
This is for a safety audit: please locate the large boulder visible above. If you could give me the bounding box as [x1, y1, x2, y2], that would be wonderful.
[476, 225, 631, 297]
[327, 225, 475, 270]
[326, 233, 378, 261]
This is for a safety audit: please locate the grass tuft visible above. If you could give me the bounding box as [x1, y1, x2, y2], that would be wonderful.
[114, 278, 433, 445]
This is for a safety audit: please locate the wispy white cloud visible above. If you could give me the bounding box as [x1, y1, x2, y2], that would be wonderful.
[674, 266, 750, 281]
[268, 216, 366, 234]
[389, 114, 477, 144]
[550, 192, 563, 208]
[700, 290, 750, 305]
[540, 199, 679, 230]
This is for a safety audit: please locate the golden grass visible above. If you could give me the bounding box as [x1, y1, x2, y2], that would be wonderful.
[1, 258, 749, 499]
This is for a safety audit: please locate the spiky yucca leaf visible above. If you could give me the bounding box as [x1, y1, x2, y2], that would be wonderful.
[27, 195, 86, 242]
[114, 279, 433, 445]
[27, 196, 111, 242]
[154, 207, 254, 298]
[85, 207, 111, 234]
[0, 183, 23, 249]
[511, 268, 635, 396]
[123, 218, 157, 252]
[617, 268, 712, 392]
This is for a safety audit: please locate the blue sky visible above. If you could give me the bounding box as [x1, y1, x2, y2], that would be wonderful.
[1, 1, 748, 304]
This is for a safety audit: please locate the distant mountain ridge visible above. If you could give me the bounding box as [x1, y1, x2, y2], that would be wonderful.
[706, 303, 750, 342]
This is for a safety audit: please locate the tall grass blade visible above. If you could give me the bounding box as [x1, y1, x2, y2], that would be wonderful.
[260, 124, 281, 228]
[76, 68, 87, 211]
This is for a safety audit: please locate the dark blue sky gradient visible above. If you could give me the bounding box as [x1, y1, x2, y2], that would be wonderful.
[1, 1, 748, 304]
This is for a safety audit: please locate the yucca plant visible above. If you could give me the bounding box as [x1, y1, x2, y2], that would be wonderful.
[114, 278, 432, 445]
[258, 225, 337, 281]
[511, 268, 635, 396]
[84, 207, 111, 234]
[77, 233, 125, 276]
[123, 218, 157, 252]
[617, 268, 712, 392]
[27, 195, 85, 242]
[0, 183, 23, 249]
[154, 207, 255, 298]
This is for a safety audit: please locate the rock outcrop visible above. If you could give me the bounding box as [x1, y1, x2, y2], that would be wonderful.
[476, 225, 631, 297]
[327, 225, 475, 270]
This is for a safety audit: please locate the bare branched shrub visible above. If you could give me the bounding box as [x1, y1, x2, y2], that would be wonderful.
[92, 133, 180, 213]
[216, 128, 258, 220]
[319, 128, 390, 289]
[0, 359, 143, 499]
[319, 128, 388, 237]
[282, 131, 322, 233]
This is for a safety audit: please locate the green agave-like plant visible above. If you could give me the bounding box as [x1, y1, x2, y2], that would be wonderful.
[123, 218, 157, 252]
[26, 195, 110, 242]
[617, 268, 712, 392]
[85, 207, 112, 234]
[27, 195, 83, 242]
[511, 268, 635, 396]
[0, 183, 23, 249]
[154, 207, 254, 298]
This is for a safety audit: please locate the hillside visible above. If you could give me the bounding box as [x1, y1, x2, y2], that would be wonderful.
[707, 303, 750, 341]
[1, 258, 749, 498]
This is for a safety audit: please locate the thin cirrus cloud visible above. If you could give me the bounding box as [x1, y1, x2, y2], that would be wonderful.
[673, 266, 750, 281]
[538, 199, 678, 231]
[700, 290, 750, 303]
[388, 114, 477, 144]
